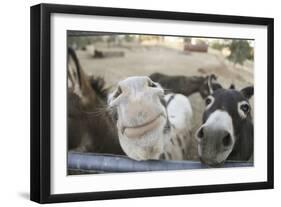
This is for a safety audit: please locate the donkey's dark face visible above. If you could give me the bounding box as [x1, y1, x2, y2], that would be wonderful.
[196, 86, 254, 166]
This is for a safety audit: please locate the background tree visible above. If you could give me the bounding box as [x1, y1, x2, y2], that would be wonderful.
[227, 40, 252, 65]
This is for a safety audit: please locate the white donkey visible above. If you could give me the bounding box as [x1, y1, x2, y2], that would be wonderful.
[108, 76, 193, 161]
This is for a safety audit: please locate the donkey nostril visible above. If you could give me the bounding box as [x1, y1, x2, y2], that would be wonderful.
[197, 128, 204, 139]
[222, 133, 232, 147]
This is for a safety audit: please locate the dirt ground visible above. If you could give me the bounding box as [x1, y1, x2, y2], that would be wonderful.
[75, 45, 254, 160]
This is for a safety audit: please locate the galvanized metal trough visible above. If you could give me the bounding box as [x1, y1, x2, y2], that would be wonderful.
[68, 152, 253, 174]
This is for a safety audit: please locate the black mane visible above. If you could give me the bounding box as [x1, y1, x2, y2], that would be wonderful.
[89, 76, 109, 100]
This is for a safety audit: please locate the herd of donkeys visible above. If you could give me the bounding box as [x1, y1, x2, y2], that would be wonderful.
[67, 47, 253, 167]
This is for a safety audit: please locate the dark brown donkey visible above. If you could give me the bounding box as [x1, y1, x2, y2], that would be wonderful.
[67, 47, 123, 154]
[149, 72, 222, 98]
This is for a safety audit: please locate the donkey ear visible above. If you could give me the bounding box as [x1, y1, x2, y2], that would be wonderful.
[68, 47, 82, 93]
[207, 74, 222, 94]
[229, 84, 235, 89]
[199, 74, 222, 99]
[240, 86, 254, 99]
[67, 47, 93, 103]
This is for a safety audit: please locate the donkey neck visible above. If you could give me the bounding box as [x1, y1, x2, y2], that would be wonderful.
[228, 119, 253, 161]
[182, 76, 206, 95]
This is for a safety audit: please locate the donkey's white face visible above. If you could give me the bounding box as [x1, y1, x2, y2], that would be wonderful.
[108, 76, 170, 160]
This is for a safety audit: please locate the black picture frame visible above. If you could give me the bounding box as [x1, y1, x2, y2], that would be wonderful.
[30, 3, 274, 203]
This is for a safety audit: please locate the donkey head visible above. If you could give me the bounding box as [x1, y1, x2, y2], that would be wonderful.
[196, 84, 254, 166]
[67, 47, 122, 154]
[108, 76, 171, 160]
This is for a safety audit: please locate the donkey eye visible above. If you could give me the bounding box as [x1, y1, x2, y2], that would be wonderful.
[205, 96, 214, 110]
[148, 81, 157, 88]
[238, 101, 250, 119]
[205, 97, 212, 105]
[205, 98, 211, 105]
[240, 103, 250, 113]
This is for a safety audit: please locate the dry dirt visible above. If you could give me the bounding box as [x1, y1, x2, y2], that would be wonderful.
[75, 45, 254, 160]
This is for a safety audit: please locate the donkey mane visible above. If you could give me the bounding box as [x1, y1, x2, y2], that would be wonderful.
[89, 76, 109, 100]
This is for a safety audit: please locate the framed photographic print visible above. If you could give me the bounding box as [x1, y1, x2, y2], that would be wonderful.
[30, 3, 274, 203]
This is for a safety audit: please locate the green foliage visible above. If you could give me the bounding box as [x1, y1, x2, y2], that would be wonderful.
[227, 40, 253, 65]
[211, 41, 225, 50]
[67, 36, 106, 49]
[107, 35, 117, 43]
[124, 35, 135, 42]
[68, 36, 94, 49]
[184, 37, 192, 43]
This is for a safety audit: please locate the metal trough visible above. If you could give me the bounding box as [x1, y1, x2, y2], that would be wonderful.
[68, 152, 253, 174]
